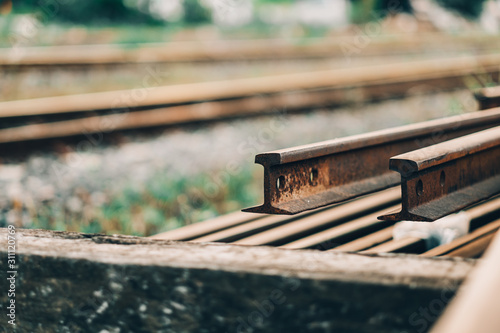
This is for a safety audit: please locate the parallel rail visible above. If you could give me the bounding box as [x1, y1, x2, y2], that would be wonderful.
[4, 54, 500, 119]
[1, 54, 500, 147]
[2, 33, 500, 67]
[475, 85, 500, 110]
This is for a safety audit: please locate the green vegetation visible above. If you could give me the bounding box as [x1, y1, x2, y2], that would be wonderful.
[1, 0, 491, 49]
[4, 0, 490, 28]
[183, 0, 211, 25]
[350, 0, 412, 23]
[373, 0, 413, 16]
[435, 0, 487, 19]
[350, 0, 486, 23]
[29, 166, 260, 237]
[12, 0, 163, 25]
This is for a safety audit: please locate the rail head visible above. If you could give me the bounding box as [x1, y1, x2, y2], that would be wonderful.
[389, 125, 500, 175]
[254, 107, 500, 167]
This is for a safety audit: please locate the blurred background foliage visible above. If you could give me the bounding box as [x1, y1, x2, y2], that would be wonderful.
[0, 0, 492, 47]
[1, 0, 490, 27]
[435, 0, 488, 19]
[0, 0, 493, 47]
[29, 166, 259, 236]
[350, 0, 412, 24]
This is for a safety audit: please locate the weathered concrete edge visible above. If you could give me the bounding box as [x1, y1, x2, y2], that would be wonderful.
[0, 228, 478, 333]
[1, 228, 475, 289]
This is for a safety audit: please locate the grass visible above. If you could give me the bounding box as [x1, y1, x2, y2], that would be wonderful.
[27, 166, 261, 237]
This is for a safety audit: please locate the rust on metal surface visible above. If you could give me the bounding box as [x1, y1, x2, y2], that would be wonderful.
[379, 126, 500, 222]
[244, 109, 500, 214]
[475, 86, 500, 110]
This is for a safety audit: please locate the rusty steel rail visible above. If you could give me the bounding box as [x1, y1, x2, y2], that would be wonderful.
[379, 126, 500, 222]
[2, 53, 500, 119]
[0, 84, 464, 144]
[2, 54, 500, 148]
[243, 109, 500, 214]
[2, 33, 499, 67]
[475, 86, 500, 110]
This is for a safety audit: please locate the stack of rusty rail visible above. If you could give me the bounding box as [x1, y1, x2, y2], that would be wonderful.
[152, 88, 500, 260]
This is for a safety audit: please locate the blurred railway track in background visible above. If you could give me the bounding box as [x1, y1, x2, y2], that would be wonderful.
[3, 33, 500, 101]
[1, 53, 499, 158]
[2, 33, 500, 68]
